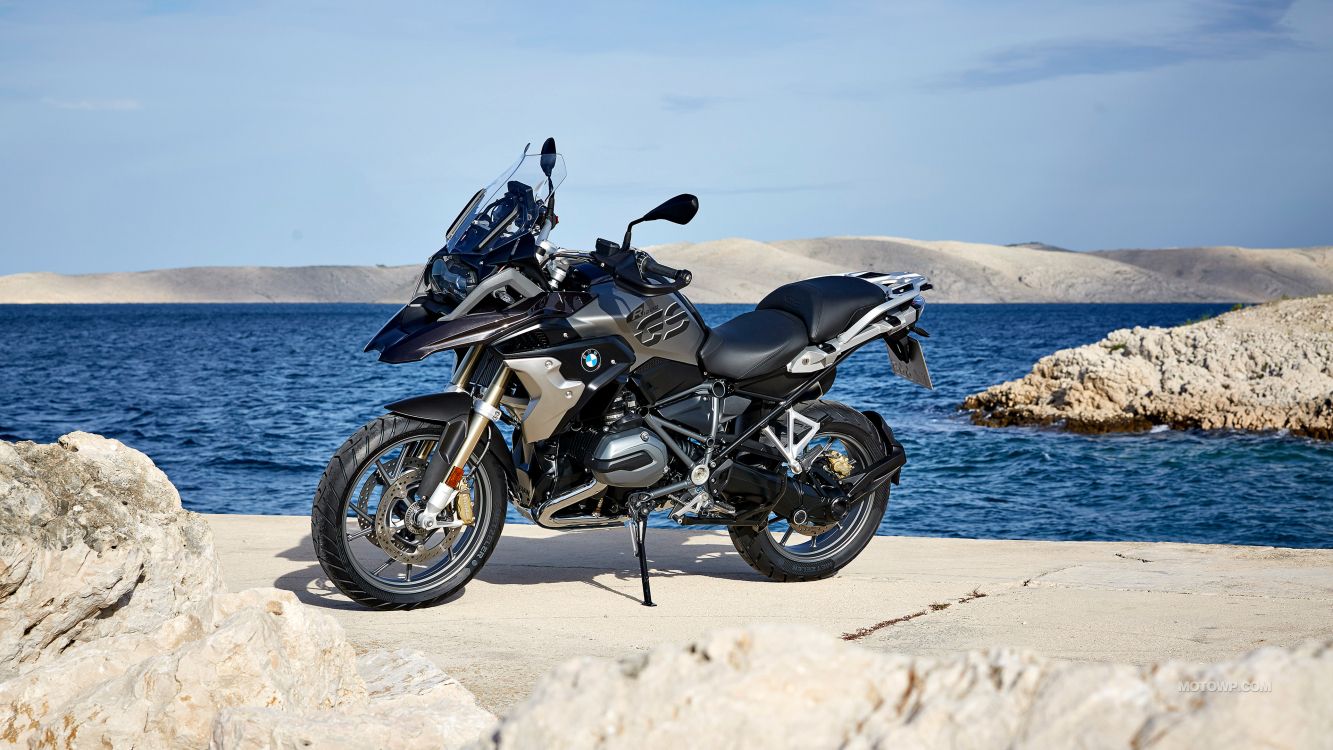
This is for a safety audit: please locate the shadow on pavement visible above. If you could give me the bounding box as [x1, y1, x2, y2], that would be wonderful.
[271, 525, 764, 610]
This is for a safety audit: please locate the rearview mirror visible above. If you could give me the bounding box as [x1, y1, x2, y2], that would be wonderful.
[640, 193, 698, 225]
[622, 193, 699, 251]
[540, 137, 558, 177]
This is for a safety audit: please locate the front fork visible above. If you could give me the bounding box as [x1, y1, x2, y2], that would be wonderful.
[415, 349, 510, 530]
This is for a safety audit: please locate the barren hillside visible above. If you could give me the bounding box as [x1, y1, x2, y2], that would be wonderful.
[0, 265, 419, 304]
[1094, 246, 1333, 302]
[2, 238, 1329, 304]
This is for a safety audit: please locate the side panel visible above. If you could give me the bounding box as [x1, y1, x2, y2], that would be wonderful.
[567, 280, 705, 371]
[375, 308, 537, 364]
[374, 292, 587, 364]
[501, 335, 634, 442]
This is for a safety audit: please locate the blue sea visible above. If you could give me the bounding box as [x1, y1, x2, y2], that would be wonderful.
[1, 303, 1329, 548]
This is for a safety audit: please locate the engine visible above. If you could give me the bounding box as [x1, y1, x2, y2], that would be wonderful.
[585, 427, 669, 487]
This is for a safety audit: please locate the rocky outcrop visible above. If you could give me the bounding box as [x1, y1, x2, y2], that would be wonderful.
[482, 626, 1332, 749]
[0, 433, 493, 749]
[0, 432, 222, 677]
[962, 295, 1333, 439]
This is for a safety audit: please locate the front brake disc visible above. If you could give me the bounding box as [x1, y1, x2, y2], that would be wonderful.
[355, 459, 458, 566]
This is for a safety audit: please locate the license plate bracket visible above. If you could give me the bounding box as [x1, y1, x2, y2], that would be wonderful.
[887, 336, 933, 389]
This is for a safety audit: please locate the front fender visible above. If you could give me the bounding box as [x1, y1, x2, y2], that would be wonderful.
[385, 392, 517, 484]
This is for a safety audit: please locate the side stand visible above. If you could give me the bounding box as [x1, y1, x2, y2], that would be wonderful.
[627, 494, 655, 607]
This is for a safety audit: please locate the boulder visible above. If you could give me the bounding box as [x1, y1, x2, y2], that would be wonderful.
[0, 432, 222, 676]
[0, 433, 493, 748]
[962, 296, 1333, 438]
[481, 625, 1332, 749]
[214, 650, 497, 750]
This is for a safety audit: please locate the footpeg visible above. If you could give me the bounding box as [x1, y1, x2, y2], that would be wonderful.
[669, 488, 735, 523]
[669, 488, 710, 523]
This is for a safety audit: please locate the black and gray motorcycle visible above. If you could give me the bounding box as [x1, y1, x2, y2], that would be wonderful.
[311, 139, 933, 609]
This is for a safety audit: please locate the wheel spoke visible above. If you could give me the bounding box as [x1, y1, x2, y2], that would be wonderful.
[347, 527, 372, 541]
[349, 504, 373, 523]
[392, 444, 410, 478]
[779, 527, 793, 546]
[373, 461, 393, 486]
[404, 564, 414, 582]
[373, 559, 393, 576]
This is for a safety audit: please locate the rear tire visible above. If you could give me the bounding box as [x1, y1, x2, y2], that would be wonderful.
[311, 413, 506, 610]
[728, 400, 889, 582]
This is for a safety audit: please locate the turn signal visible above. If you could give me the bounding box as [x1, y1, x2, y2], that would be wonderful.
[444, 465, 465, 489]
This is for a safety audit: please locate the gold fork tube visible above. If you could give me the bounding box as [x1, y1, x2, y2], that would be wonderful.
[419, 363, 510, 526]
[451, 346, 482, 389]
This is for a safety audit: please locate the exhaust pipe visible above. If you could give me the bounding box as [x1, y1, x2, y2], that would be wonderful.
[719, 463, 849, 524]
[534, 479, 623, 529]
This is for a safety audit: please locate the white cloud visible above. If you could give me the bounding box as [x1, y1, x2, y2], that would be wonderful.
[41, 97, 142, 111]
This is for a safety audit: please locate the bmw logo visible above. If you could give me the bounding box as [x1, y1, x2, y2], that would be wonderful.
[580, 348, 601, 372]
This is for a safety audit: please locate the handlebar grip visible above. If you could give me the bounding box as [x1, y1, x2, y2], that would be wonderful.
[640, 255, 689, 283]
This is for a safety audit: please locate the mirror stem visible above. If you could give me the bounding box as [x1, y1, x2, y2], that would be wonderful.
[622, 219, 641, 255]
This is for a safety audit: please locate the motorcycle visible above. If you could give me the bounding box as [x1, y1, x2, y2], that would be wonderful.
[311, 138, 933, 609]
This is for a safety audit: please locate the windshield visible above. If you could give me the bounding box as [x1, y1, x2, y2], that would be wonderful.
[443, 148, 566, 256]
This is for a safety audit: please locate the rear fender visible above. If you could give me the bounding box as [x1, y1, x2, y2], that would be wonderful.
[858, 410, 905, 487]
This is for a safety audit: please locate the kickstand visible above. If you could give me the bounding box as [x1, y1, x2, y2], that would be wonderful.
[627, 496, 655, 607]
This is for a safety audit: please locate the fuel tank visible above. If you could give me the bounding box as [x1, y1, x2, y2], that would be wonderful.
[566, 279, 706, 371]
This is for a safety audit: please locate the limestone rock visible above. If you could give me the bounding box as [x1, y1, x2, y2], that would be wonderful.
[215, 650, 498, 750]
[962, 295, 1333, 439]
[0, 432, 222, 677]
[0, 433, 494, 748]
[480, 626, 1332, 749]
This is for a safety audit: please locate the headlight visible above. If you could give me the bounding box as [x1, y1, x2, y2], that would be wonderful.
[428, 257, 477, 299]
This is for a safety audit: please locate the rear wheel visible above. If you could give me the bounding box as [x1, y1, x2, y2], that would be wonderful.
[311, 414, 506, 610]
[728, 400, 889, 582]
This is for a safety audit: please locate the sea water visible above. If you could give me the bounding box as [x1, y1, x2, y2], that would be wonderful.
[1, 303, 1328, 548]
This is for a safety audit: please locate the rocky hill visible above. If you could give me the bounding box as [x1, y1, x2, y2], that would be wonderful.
[1094, 245, 1333, 302]
[0, 264, 420, 304]
[962, 295, 1333, 439]
[1, 238, 1329, 304]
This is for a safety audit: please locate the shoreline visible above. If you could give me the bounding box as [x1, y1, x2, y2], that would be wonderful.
[204, 514, 1333, 713]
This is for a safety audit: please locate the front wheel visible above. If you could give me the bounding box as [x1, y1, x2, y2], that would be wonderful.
[728, 400, 890, 582]
[310, 413, 506, 610]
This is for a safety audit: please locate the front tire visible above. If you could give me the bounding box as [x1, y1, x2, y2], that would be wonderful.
[311, 413, 506, 610]
[729, 400, 890, 582]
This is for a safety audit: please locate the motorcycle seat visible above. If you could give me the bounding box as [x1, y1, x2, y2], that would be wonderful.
[699, 309, 809, 380]
[756, 276, 887, 343]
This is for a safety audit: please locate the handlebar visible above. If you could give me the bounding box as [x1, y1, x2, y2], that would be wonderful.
[545, 240, 691, 296]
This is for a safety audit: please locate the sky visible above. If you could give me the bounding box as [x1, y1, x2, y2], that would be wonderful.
[1, 0, 1331, 274]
